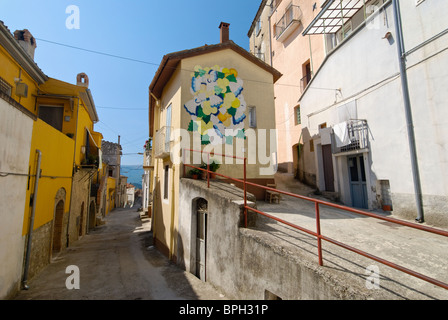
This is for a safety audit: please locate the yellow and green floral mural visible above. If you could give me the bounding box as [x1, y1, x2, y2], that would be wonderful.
[184, 65, 246, 145]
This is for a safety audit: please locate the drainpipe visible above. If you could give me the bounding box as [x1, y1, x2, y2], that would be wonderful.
[392, 0, 424, 223]
[22, 150, 42, 290]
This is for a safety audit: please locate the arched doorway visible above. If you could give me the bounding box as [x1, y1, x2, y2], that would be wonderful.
[89, 200, 96, 230]
[52, 200, 65, 254]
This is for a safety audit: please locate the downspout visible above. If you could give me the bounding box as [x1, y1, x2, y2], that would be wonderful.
[86, 171, 93, 234]
[392, 0, 424, 223]
[22, 149, 42, 290]
[67, 98, 81, 247]
[169, 165, 176, 260]
[268, 10, 273, 67]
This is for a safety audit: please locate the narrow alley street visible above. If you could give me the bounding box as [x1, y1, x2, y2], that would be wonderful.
[13, 201, 227, 301]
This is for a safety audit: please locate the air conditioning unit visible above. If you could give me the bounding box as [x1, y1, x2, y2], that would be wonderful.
[16, 82, 28, 98]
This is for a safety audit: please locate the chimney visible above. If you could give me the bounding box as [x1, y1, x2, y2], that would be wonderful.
[219, 22, 230, 43]
[76, 73, 89, 88]
[14, 29, 37, 60]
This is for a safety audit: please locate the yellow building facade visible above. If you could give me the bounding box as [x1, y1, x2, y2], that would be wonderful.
[0, 24, 104, 297]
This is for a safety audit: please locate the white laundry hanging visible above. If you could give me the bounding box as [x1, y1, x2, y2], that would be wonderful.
[333, 121, 351, 147]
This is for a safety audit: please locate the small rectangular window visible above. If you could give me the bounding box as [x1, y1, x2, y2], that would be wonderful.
[256, 19, 262, 35]
[249, 106, 257, 128]
[294, 105, 301, 125]
[301, 60, 312, 91]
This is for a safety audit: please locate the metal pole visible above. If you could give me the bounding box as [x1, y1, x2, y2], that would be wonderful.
[22, 150, 42, 290]
[207, 153, 210, 188]
[392, 0, 424, 223]
[244, 158, 247, 228]
[315, 202, 323, 266]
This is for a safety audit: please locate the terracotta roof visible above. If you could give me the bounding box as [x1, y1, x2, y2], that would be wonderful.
[149, 40, 282, 99]
[0, 20, 48, 84]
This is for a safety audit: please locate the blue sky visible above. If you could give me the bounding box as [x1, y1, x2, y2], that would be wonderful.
[1, 0, 261, 165]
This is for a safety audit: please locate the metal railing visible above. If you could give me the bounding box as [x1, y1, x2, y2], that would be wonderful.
[332, 119, 369, 154]
[182, 148, 448, 291]
[300, 71, 312, 92]
[274, 5, 303, 40]
[154, 126, 173, 158]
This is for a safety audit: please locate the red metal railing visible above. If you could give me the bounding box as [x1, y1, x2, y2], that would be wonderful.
[182, 148, 448, 291]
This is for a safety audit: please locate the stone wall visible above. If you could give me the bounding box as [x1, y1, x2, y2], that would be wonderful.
[177, 178, 378, 300]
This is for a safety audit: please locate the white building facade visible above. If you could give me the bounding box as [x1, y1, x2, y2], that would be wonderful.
[299, 0, 448, 227]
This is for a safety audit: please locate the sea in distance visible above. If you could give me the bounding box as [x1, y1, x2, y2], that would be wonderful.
[121, 165, 143, 189]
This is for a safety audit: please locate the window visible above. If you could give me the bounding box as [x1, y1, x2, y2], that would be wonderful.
[0, 77, 12, 96]
[366, 0, 383, 17]
[255, 18, 262, 36]
[273, 0, 283, 10]
[165, 103, 172, 151]
[249, 106, 257, 128]
[164, 165, 169, 200]
[38, 105, 64, 131]
[294, 105, 301, 125]
[301, 60, 312, 91]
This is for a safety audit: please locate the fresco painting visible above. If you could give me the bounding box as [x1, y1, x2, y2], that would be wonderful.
[184, 65, 246, 145]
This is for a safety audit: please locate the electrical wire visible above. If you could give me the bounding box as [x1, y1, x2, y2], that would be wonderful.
[35, 38, 161, 67]
[36, 37, 302, 89]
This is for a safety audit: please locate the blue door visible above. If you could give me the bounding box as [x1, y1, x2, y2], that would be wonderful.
[348, 155, 368, 209]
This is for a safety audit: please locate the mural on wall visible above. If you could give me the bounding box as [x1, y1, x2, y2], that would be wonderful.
[184, 65, 246, 145]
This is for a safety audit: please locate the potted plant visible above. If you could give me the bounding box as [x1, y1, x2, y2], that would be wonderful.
[209, 161, 221, 179]
[189, 168, 202, 180]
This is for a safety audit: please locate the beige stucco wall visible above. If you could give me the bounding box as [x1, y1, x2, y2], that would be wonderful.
[152, 47, 278, 260]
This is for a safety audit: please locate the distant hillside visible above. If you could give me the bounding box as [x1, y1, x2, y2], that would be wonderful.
[121, 165, 143, 189]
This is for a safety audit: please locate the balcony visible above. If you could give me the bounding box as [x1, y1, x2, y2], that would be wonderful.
[332, 120, 369, 154]
[300, 71, 312, 92]
[154, 126, 173, 159]
[274, 5, 303, 41]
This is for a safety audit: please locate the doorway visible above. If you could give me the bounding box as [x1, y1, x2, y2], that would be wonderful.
[348, 155, 368, 209]
[322, 144, 335, 192]
[79, 203, 84, 237]
[195, 198, 208, 281]
[89, 201, 96, 230]
[52, 200, 65, 254]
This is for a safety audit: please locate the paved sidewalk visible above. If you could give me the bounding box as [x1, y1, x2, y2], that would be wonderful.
[254, 178, 448, 300]
[13, 205, 227, 301]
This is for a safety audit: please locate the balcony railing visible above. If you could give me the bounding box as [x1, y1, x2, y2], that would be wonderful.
[332, 120, 369, 154]
[300, 71, 313, 92]
[274, 5, 303, 41]
[154, 126, 173, 159]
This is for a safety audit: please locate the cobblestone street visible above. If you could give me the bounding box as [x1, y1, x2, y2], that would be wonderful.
[13, 204, 226, 301]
